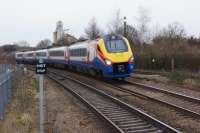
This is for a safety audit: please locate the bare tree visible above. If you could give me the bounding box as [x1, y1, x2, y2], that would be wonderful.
[37, 39, 52, 49]
[136, 6, 151, 44]
[162, 22, 186, 39]
[107, 9, 140, 48]
[117, 24, 139, 46]
[153, 22, 186, 72]
[85, 17, 102, 40]
[107, 9, 123, 34]
[165, 22, 185, 72]
[16, 40, 30, 47]
[2, 44, 17, 52]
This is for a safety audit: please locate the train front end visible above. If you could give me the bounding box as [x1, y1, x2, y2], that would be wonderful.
[96, 34, 134, 78]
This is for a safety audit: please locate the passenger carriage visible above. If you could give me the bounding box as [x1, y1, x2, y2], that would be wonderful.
[35, 49, 48, 64]
[23, 51, 35, 65]
[47, 46, 68, 67]
[15, 52, 24, 64]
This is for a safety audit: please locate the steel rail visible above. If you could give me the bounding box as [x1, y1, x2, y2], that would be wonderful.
[47, 71, 180, 133]
[104, 81, 200, 119]
[127, 78, 200, 104]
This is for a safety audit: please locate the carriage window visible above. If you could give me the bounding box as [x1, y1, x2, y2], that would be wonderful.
[70, 48, 87, 57]
[49, 51, 64, 57]
[36, 52, 47, 57]
[17, 54, 23, 57]
[105, 39, 128, 53]
[27, 53, 34, 57]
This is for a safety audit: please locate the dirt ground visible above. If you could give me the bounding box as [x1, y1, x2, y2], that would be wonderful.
[44, 77, 110, 133]
[0, 70, 110, 133]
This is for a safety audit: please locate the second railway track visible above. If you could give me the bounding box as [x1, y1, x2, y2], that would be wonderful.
[121, 78, 200, 117]
[47, 70, 180, 133]
[128, 76, 200, 103]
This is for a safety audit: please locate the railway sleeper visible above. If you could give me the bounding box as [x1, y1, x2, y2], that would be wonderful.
[100, 109, 130, 114]
[108, 116, 135, 121]
[100, 108, 128, 112]
[122, 125, 156, 132]
[126, 128, 162, 133]
[119, 122, 150, 128]
[106, 113, 134, 118]
[115, 119, 143, 124]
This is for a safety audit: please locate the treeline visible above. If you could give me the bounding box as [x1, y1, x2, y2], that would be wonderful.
[0, 41, 36, 64]
[135, 37, 200, 72]
[135, 23, 200, 72]
[84, 8, 200, 72]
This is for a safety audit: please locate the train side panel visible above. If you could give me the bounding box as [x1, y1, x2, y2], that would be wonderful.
[47, 46, 68, 67]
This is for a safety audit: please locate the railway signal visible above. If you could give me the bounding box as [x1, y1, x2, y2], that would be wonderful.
[124, 16, 127, 37]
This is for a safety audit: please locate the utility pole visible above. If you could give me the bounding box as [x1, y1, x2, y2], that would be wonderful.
[124, 16, 127, 37]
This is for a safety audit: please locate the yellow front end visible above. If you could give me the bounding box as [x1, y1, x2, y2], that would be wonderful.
[98, 37, 133, 63]
[96, 35, 134, 78]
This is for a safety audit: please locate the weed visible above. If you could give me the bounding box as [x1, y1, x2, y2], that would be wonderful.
[168, 71, 187, 84]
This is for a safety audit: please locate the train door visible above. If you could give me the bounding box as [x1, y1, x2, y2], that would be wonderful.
[88, 45, 96, 63]
[65, 48, 69, 63]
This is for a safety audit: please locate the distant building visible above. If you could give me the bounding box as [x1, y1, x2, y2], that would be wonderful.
[53, 21, 77, 46]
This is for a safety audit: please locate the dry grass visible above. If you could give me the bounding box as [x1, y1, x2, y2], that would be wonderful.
[0, 72, 39, 133]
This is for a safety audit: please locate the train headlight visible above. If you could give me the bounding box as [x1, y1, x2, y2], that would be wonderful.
[128, 56, 134, 63]
[105, 59, 112, 66]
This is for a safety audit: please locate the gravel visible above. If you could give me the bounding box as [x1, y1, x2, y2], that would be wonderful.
[44, 77, 111, 133]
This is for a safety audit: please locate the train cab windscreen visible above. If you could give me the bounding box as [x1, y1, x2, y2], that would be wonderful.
[105, 36, 128, 53]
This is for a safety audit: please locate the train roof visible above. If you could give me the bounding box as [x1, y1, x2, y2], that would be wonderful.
[35, 49, 48, 53]
[68, 41, 90, 49]
[23, 51, 35, 54]
[15, 51, 24, 54]
[48, 46, 67, 51]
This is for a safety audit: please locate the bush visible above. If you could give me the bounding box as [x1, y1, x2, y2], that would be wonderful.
[167, 71, 187, 84]
[134, 40, 200, 72]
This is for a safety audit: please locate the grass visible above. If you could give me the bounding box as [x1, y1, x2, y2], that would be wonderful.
[167, 71, 187, 84]
[0, 72, 39, 133]
[167, 71, 200, 88]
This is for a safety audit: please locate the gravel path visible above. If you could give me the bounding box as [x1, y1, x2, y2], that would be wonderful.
[44, 77, 110, 133]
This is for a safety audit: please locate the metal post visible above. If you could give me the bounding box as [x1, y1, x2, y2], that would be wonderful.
[39, 58, 44, 133]
[124, 16, 127, 37]
[39, 74, 44, 133]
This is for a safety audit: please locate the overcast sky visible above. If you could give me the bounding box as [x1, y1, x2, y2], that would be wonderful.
[0, 0, 199, 46]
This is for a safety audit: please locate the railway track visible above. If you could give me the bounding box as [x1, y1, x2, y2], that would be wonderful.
[47, 70, 180, 133]
[120, 78, 200, 118]
[49, 68, 200, 119]
[130, 75, 200, 92]
[128, 77, 200, 103]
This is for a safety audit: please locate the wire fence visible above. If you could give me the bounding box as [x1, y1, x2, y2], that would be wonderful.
[0, 64, 12, 74]
[0, 64, 19, 120]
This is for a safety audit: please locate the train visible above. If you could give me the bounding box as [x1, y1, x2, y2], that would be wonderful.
[15, 34, 134, 79]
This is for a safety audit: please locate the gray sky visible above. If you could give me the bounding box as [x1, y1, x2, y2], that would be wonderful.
[0, 0, 199, 46]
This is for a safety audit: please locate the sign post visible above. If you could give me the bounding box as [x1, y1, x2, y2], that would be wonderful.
[36, 59, 47, 133]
